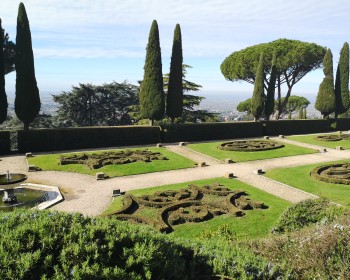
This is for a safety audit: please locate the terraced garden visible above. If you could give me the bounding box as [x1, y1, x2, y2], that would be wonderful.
[265, 159, 350, 206]
[28, 147, 196, 177]
[288, 133, 350, 149]
[187, 139, 318, 162]
[103, 177, 291, 239]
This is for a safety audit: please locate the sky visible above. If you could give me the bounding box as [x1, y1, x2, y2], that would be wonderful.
[1, 0, 350, 101]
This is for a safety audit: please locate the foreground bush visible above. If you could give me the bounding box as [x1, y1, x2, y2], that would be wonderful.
[0, 210, 293, 279]
[272, 197, 344, 233]
[249, 212, 350, 279]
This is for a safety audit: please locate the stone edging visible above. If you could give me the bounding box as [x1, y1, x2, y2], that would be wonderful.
[19, 183, 64, 210]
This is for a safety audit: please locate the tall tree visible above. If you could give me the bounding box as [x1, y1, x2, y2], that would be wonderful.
[315, 49, 336, 119]
[334, 42, 349, 118]
[15, 3, 40, 131]
[265, 53, 277, 120]
[139, 20, 164, 126]
[221, 39, 326, 119]
[0, 19, 8, 124]
[2, 29, 15, 75]
[251, 53, 265, 121]
[166, 24, 183, 124]
[53, 82, 138, 127]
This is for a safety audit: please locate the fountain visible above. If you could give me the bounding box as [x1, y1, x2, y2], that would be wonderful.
[0, 171, 28, 203]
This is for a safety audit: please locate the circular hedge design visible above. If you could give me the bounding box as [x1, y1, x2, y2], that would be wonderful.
[218, 140, 284, 152]
[315, 135, 342, 142]
[59, 149, 168, 169]
[311, 163, 350, 185]
[108, 183, 266, 233]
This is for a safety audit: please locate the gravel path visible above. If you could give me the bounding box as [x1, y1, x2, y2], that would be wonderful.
[2, 138, 350, 216]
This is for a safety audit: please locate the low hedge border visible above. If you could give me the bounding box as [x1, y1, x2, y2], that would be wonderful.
[310, 163, 350, 185]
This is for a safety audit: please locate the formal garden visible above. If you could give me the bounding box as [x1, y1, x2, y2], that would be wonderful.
[1, 2, 350, 279]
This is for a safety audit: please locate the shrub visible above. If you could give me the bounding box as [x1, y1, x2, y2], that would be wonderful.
[272, 197, 345, 233]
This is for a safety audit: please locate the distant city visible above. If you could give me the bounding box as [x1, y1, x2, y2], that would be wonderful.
[5, 91, 322, 121]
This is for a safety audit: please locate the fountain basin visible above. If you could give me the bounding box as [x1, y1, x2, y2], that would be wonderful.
[0, 173, 27, 185]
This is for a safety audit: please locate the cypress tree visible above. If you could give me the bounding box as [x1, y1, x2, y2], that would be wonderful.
[166, 24, 183, 125]
[251, 53, 265, 121]
[315, 49, 336, 119]
[140, 20, 164, 126]
[15, 3, 40, 131]
[0, 19, 8, 124]
[265, 53, 277, 120]
[334, 42, 349, 118]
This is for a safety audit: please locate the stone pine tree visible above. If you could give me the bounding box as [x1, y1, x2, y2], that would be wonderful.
[0, 19, 8, 124]
[315, 49, 336, 119]
[251, 53, 265, 121]
[334, 42, 349, 118]
[15, 3, 40, 131]
[265, 53, 277, 120]
[166, 24, 183, 124]
[140, 20, 164, 126]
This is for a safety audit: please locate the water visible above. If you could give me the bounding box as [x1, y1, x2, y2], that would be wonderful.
[0, 188, 49, 212]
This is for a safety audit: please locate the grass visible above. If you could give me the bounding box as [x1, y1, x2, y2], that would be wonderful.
[103, 177, 291, 240]
[187, 140, 318, 162]
[288, 133, 350, 149]
[265, 159, 350, 206]
[28, 147, 196, 178]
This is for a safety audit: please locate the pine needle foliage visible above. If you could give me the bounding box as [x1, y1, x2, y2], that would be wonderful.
[166, 24, 183, 124]
[15, 2, 40, 131]
[140, 20, 165, 125]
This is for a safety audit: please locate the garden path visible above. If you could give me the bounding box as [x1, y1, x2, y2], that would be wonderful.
[2, 138, 350, 216]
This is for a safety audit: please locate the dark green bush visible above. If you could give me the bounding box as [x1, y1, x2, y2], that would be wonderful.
[272, 197, 345, 233]
[263, 120, 330, 136]
[0, 209, 293, 279]
[0, 130, 10, 154]
[161, 122, 263, 142]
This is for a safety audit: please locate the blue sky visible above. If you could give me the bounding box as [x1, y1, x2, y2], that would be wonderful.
[1, 0, 350, 100]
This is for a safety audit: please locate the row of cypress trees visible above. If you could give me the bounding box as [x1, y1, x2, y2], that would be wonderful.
[0, 3, 40, 130]
[315, 43, 349, 119]
[140, 20, 183, 125]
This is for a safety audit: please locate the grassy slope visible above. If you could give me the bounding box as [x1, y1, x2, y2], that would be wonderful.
[187, 141, 318, 161]
[265, 159, 350, 206]
[288, 134, 350, 149]
[28, 147, 195, 177]
[103, 177, 291, 240]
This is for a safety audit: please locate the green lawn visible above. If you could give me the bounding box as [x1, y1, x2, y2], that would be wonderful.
[265, 159, 350, 206]
[187, 140, 318, 162]
[28, 147, 196, 177]
[288, 133, 350, 149]
[103, 177, 291, 240]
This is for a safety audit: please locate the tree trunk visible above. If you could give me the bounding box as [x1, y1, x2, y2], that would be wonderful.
[170, 117, 174, 125]
[23, 122, 29, 131]
[149, 118, 154, 126]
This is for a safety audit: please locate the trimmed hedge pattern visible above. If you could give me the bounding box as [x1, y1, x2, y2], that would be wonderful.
[315, 135, 343, 141]
[218, 140, 284, 152]
[17, 126, 161, 153]
[60, 149, 167, 169]
[0, 131, 11, 155]
[311, 163, 350, 185]
[110, 183, 266, 233]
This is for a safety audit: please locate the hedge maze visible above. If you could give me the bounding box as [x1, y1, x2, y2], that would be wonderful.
[311, 163, 350, 185]
[218, 140, 284, 152]
[108, 183, 266, 233]
[315, 134, 350, 141]
[59, 149, 168, 169]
